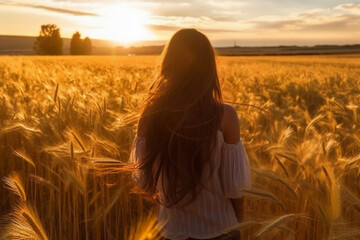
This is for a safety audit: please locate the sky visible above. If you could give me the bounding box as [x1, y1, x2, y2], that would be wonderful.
[0, 0, 360, 46]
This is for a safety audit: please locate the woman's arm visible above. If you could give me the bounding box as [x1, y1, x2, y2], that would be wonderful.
[221, 104, 245, 222]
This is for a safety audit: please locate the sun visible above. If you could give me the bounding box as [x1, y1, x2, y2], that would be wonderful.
[92, 3, 154, 45]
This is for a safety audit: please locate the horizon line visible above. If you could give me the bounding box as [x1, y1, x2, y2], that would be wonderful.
[1, 34, 360, 48]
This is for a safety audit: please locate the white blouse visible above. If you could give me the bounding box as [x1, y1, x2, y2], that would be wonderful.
[130, 131, 252, 240]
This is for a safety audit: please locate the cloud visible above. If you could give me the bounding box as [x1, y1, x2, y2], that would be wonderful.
[0, 2, 98, 16]
[335, 3, 360, 10]
[131, 0, 245, 22]
[147, 24, 240, 33]
[147, 24, 180, 32]
[301, 14, 360, 31]
[246, 3, 360, 33]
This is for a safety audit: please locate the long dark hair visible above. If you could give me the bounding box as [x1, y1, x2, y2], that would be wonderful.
[138, 29, 223, 207]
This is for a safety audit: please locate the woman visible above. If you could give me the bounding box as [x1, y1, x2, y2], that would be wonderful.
[131, 29, 252, 240]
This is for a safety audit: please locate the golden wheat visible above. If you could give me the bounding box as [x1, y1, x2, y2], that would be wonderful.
[0, 55, 359, 239]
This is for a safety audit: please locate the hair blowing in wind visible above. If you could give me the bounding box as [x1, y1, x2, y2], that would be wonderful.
[137, 29, 224, 207]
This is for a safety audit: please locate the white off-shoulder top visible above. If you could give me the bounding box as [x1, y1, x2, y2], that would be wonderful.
[130, 131, 252, 240]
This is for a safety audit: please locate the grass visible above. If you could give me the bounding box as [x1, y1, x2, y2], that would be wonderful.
[0, 55, 359, 239]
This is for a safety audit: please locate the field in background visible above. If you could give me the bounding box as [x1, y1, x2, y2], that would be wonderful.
[0, 55, 360, 239]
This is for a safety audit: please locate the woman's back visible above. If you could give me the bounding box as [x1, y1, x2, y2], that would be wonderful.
[132, 104, 252, 239]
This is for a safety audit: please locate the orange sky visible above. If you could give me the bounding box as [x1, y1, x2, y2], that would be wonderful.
[1, 0, 360, 46]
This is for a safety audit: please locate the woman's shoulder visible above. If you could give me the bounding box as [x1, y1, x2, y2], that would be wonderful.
[221, 104, 237, 118]
[220, 104, 240, 144]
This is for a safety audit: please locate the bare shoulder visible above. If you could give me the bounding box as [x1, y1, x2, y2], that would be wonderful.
[220, 104, 240, 144]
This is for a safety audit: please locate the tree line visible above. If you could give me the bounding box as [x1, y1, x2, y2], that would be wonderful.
[34, 24, 92, 55]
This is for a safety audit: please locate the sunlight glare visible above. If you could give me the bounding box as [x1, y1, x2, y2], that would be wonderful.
[93, 4, 153, 45]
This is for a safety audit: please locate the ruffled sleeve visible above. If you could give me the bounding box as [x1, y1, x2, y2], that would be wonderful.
[129, 135, 146, 188]
[220, 139, 252, 198]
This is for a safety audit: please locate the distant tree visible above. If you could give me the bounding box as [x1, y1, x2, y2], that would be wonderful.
[70, 32, 82, 55]
[34, 24, 63, 55]
[83, 37, 92, 55]
[70, 32, 92, 55]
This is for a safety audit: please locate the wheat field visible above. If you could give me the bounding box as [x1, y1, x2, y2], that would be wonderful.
[0, 55, 360, 240]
